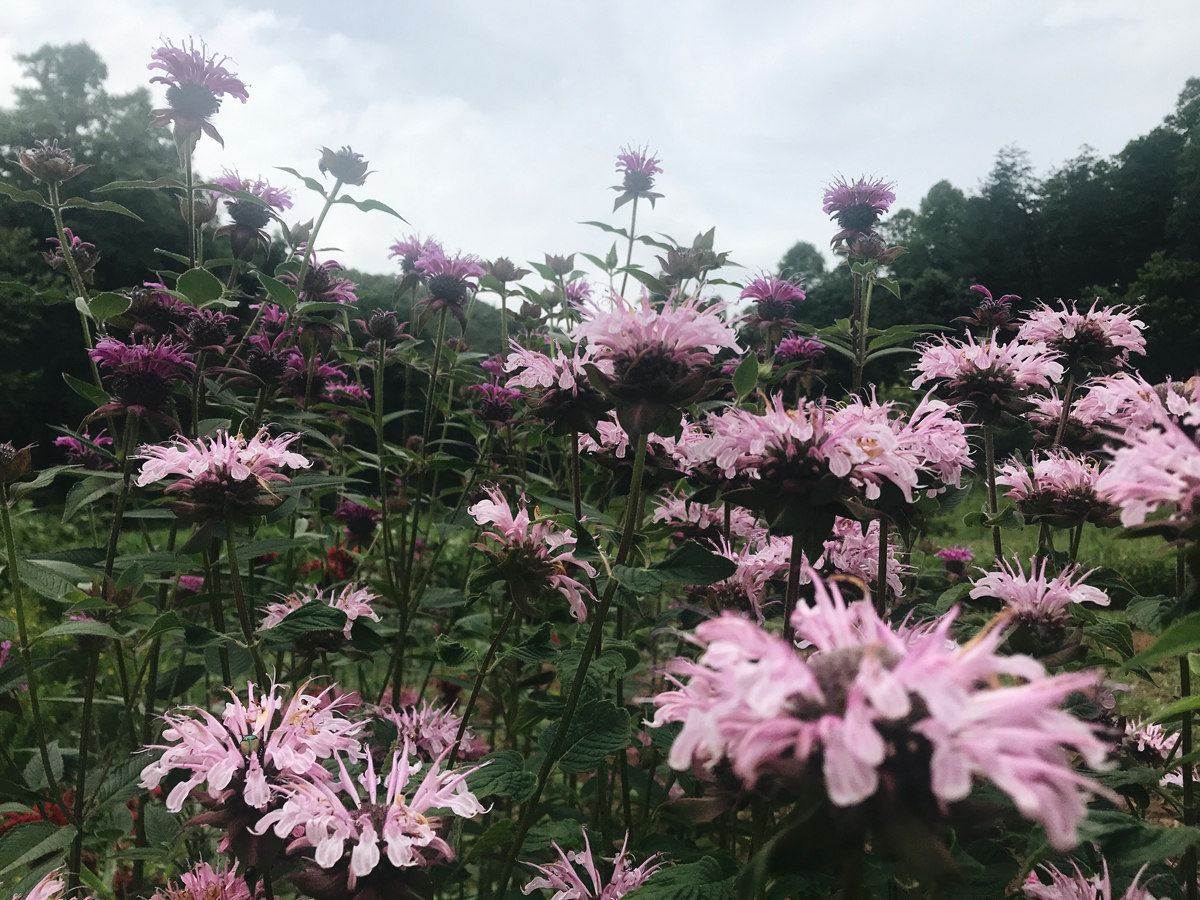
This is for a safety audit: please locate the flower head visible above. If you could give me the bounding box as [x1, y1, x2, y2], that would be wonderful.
[379, 699, 489, 763]
[612, 145, 664, 208]
[653, 569, 1110, 851]
[957, 284, 1020, 331]
[970, 555, 1109, 631]
[148, 38, 248, 146]
[504, 340, 613, 435]
[43, 228, 99, 278]
[1097, 412, 1200, 539]
[823, 516, 908, 597]
[334, 500, 381, 547]
[319, 146, 372, 186]
[157, 861, 251, 900]
[18, 140, 89, 183]
[135, 428, 310, 521]
[935, 545, 974, 578]
[571, 293, 740, 438]
[389, 234, 445, 278]
[1024, 858, 1155, 900]
[12, 869, 69, 900]
[997, 450, 1117, 528]
[773, 335, 825, 377]
[1017, 301, 1146, 374]
[741, 275, 805, 329]
[469, 381, 523, 427]
[822, 175, 896, 249]
[260, 585, 381, 641]
[564, 278, 593, 309]
[521, 831, 662, 900]
[469, 487, 596, 620]
[416, 253, 485, 329]
[280, 257, 358, 305]
[55, 429, 112, 471]
[651, 495, 764, 548]
[181, 308, 237, 352]
[90, 336, 195, 422]
[215, 169, 294, 211]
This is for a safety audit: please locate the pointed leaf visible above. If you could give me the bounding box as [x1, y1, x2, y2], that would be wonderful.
[257, 272, 298, 310]
[333, 194, 407, 221]
[176, 267, 224, 304]
[732, 354, 758, 401]
[88, 292, 131, 321]
[59, 197, 143, 220]
[93, 177, 186, 192]
[0, 183, 48, 207]
[276, 167, 327, 197]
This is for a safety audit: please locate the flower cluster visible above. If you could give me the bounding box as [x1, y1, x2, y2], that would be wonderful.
[997, 450, 1117, 527]
[259, 585, 381, 640]
[1017, 301, 1146, 373]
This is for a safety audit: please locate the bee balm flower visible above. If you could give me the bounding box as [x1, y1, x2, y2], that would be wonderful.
[521, 830, 663, 900]
[148, 38, 248, 147]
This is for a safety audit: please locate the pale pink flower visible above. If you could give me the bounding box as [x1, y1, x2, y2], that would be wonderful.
[469, 487, 596, 620]
[970, 556, 1109, 625]
[1126, 719, 1196, 789]
[1024, 859, 1156, 900]
[159, 861, 251, 900]
[214, 169, 293, 210]
[893, 392, 974, 494]
[997, 450, 1115, 526]
[259, 585, 381, 640]
[1017, 300, 1146, 369]
[698, 535, 795, 623]
[651, 495, 764, 546]
[254, 747, 487, 886]
[578, 414, 706, 475]
[822, 517, 908, 597]
[136, 428, 310, 490]
[653, 570, 1109, 849]
[378, 699, 489, 763]
[521, 831, 663, 900]
[14, 869, 68, 900]
[141, 680, 364, 812]
[505, 341, 606, 394]
[1097, 410, 1200, 531]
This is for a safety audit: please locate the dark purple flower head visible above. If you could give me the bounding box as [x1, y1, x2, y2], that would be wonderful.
[280, 349, 369, 407]
[564, 278, 593, 309]
[176, 575, 205, 599]
[389, 234, 445, 277]
[279, 258, 357, 305]
[469, 382, 523, 427]
[244, 333, 289, 384]
[612, 144, 664, 208]
[484, 257, 530, 283]
[44, 228, 100, 278]
[215, 169, 294, 211]
[356, 308, 407, 344]
[55, 430, 113, 471]
[90, 336, 195, 421]
[480, 355, 505, 377]
[823, 175, 896, 246]
[775, 335, 825, 371]
[181, 308, 236, 352]
[126, 283, 194, 338]
[333, 499, 381, 547]
[148, 38, 248, 146]
[957, 284, 1021, 331]
[417, 253, 486, 329]
[18, 139, 89, 183]
[742, 274, 805, 328]
[318, 146, 372, 186]
[935, 545, 975, 578]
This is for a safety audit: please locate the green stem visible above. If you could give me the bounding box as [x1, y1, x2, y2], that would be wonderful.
[498, 282, 509, 357]
[448, 599, 517, 769]
[203, 546, 233, 686]
[1181, 553, 1196, 900]
[48, 181, 102, 389]
[618, 196, 640, 298]
[68, 642, 101, 888]
[853, 274, 875, 392]
[104, 412, 140, 581]
[226, 524, 269, 687]
[1053, 372, 1076, 448]
[374, 340, 399, 598]
[495, 433, 649, 898]
[984, 421, 1003, 562]
[422, 307, 449, 442]
[184, 152, 197, 268]
[875, 513, 889, 616]
[285, 178, 344, 347]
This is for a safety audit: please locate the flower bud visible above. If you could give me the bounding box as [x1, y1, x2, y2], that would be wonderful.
[17, 140, 89, 183]
[0, 442, 33, 484]
[318, 146, 372, 186]
[544, 253, 575, 277]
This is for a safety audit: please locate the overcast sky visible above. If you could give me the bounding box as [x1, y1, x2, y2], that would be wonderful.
[3, 0, 1199, 286]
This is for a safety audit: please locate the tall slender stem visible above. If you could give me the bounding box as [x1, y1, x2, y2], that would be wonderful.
[48, 181, 102, 390]
[1052, 372, 1076, 448]
[498, 282, 509, 359]
[422, 308, 449, 442]
[618, 196, 640, 298]
[184, 152, 197, 268]
[853, 276, 875, 391]
[875, 514, 890, 616]
[983, 421, 1003, 561]
[68, 642, 101, 888]
[374, 340, 398, 598]
[782, 533, 805, 644]
[1181, 554, 1197, 900]
[495, 434, 649, 899]
[448, 600, 517, 769]
[104, 412, 140, 582]
[226, 524, 269, 687]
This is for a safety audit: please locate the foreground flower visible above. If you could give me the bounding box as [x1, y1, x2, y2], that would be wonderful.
[1024, 858, 1155, 900]
[90, 336, 195, 423]
[135, 428, 310, 521]
[259, 585, 381, 641]
[379, 699, 489, 763]
[469, 487, 595, 619]
[997, 450, 1116, 527]
[17, 140, 89, 184]
[521, 831, 663, 900]
[148, 38, 249, 146]
[970, 555, 1109, 629]
[822, 175, 896, 248]
[141, 679, 364, 813]
[1016, 300, 1146, 374]
[255, 747, 486, 893]
[612, 144, 663, 209]
[572, 293, 740, 438]
[653, 570, 1109, 851]
[911, 332, 1064, 422]
[156, 861, 251, 900]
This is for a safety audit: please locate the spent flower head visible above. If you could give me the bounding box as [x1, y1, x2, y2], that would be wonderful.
[17, 139, 89, 184]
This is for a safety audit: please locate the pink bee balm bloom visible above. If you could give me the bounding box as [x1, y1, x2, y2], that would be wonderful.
[578, 414, 707, 477]
[823, 517, 908, 597]
[389, 234, 445, 277]
[612, 144, 664, 207]
[1017, 300, 1146, 371]
[141, 679, 364, 813]
[158, 861, 251, 900]
[259, 585, 381, 640]
[279, 255, 358, 305]
[1096, 403, 1200, 534]
[741, 274, 805, 327]
[564, 278, 593, 308]
[970, 555, 1109, 625]
[379, 699, 489, 763]
[469, 381, 523, 427]
[911, 332, 1064, 422]
[504, 341, 605, 395]
[148, 38, 248, 146]
[12, 869, 68, 900]
[652, 569, 1110, 850]
[469, 487, 597, 620]
[90, 335, 195, 422]
[691, 534, 794, 623]
[521, 830, 663, 900]
[1126, 719, 1196, 788]
[415, 251, 486, 329]
[935, 545, 974, 578]
[214, 168, 293, 210]
[996, 450, 1115, 527]
[651, 495, 764, 546]
[822, 175, 896, 246]
[254, 747, 487, 887]
[1024, 859, 1156, 900]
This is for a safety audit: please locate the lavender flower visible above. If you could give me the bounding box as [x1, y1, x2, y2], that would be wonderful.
[504, 340, 613, 435]
[279, 257, 358, 305]
[43, 228, 100, 279]
[89, 336, 195, 423]
[970, 555, 1109, 630]
[379, 699, 489, 763]
[996, 450, 1117, 528]
[214, 169, 294, 211]
[334, 500, 382, 547]
[469, 381, 523, 427]
[935, 545, 974, 578]
[741, 274, 805, 330]
[822, 175, 896, 247]
[389, 234, 445, 278]
[1017, 300, 1146, 374]
[259, 585, 381, 641]
[521, 831, 663, 900]
[957, 284, 1020, 331]
[612, 144, 664, 209]
[148, 38, 248, 146]
[54, 429, 113, 471]
[17, 140, 88, 184]
[1024, 859, 1156, 900]
[416, 252, 485, 329]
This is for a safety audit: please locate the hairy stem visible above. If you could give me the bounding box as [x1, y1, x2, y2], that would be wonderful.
[226, 524, 269, 687]
[618, 196, 640, 298]
[984, 421, 1003, 561]
[448, 600, 517, 768]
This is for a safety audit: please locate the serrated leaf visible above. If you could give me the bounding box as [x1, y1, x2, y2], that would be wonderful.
[62, 475, 119, 523]
[614, 541, 737, 592]
[503, 623, 558, 666]
[0, 822, 76, 875]
[539, 698, 630, 773]
[435, 635, 475, 668]
[465, 751, 536, 802]
[138, 611, 185, 647]
[333, 194, 406, 221]
[1077, 810, 1200, 867]
[176, 267, 224, 304]
[59, 197, 142, 220]
[0, 183, 48, 207]
[420, 588, 467, 610]
[93, 177, 186, 192]
[260, 602, 347, 648]
[621, 266, 670, 297]
[88, 292, 131, 321]
[8, 466, 77, 504]
[16, 560, 78, 601]
[62, 373, 109, 407]
[1127, 594, 1180, 636]
[38, 619, 118, 641]
[257, 272, 298, 311]
[1083, 619, 1135, 659]
[625, 857, 736, 900]
[732, 354, 758, 400]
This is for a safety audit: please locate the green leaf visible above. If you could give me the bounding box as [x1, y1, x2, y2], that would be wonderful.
[176, 267, 224, 304]
[614, 540, 738, 592]
[257, 272, 298, 310]
[1083, 619, 1135, 659]
[8, 466, 78, 504]
[276, 166, 328, 197]
[114, 562, 144, 594]
[1149, 693, 1200, 723]
[93, 176, 186, 192]
[539, 698, 630, 773]
[333, 194, 407, 221]
[1077, 809, 1200, 867]
[16, 560, 78, 601]
[0, 183, 48, 207]
[62, 373, 109, 408]
[624, 857, 736, 900]
[465, 751, 536, 802]
[732, 354, 758, 401]
[579, 220, 630, 239]
[0, 822, 76, 875]
[1127, 594, 1180, 636]
[502, 623, 558, 665]
[88, 292, 131, 321]
[963, 506, 1024, 530]
[22, 742, 63, 790]
[874, 276, 901, 299]
[62, 475, 119, 523]
[58, 197, 142, 220]
[38, 619, 119, 641]
[1123, 611, 1200, 671]
[420, 588, 467, 610]
[435, 635, 475, 668]
[260, 602, 347, 648]
[621, 266, 670, 297]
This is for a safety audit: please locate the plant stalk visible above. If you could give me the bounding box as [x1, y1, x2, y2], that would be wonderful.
[226, 524, 269, 687]
[984, 421, 1003, 561]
